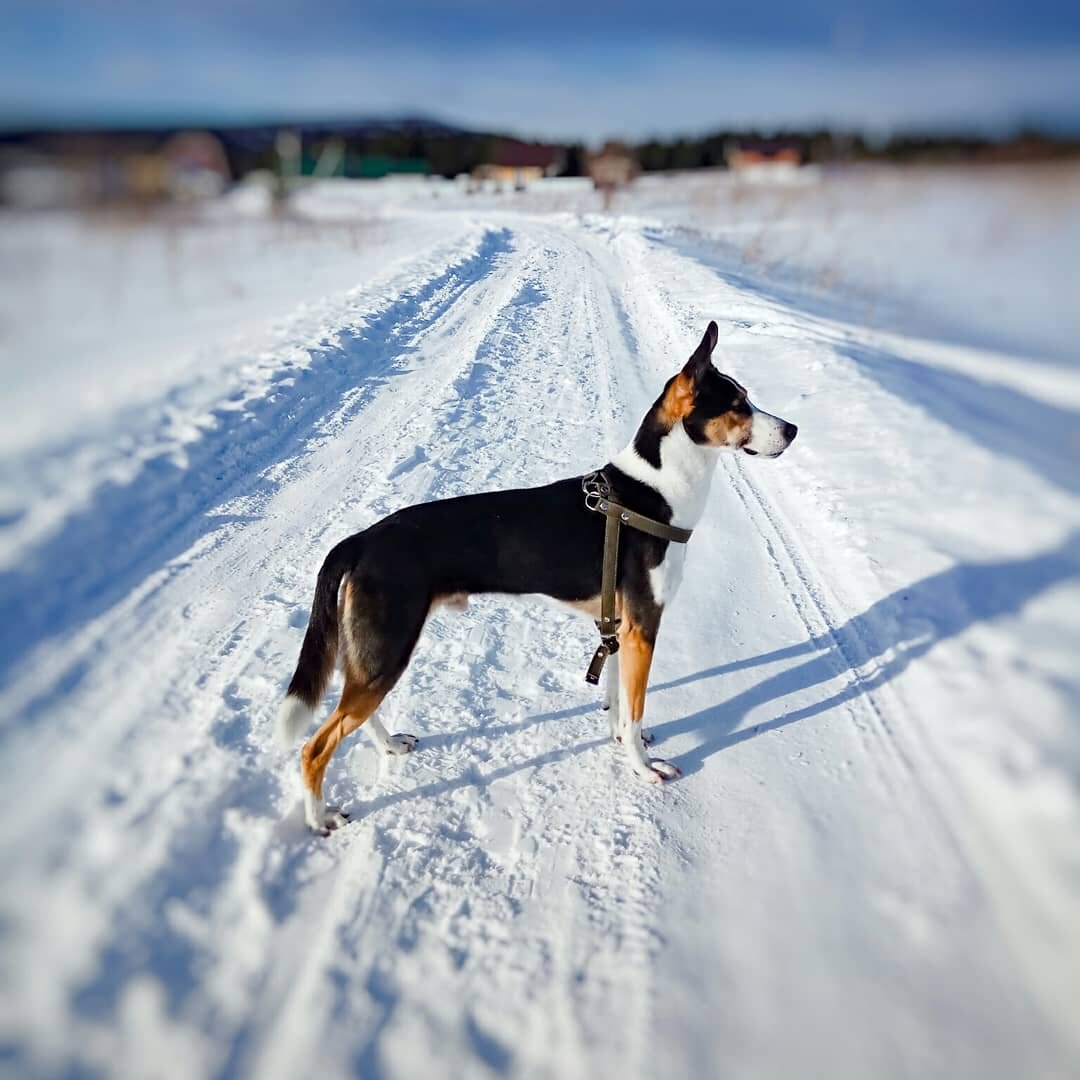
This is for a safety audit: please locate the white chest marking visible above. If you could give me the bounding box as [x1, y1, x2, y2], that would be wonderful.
[648, 544, 686, 608]
[610, 422, 719, 531]
[609, 421, 718, 610]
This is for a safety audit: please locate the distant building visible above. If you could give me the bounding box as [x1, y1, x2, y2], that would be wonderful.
[724, 138, 805, 171]
[0, 128, 231, 206]
[160, 130, 231, 200]
[298, 146, 430, 179]
[472, 140, 565, 190]
[346, 154, 429, 179]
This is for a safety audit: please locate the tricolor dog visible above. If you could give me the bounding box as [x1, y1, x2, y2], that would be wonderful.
[277, 322, 797, 833]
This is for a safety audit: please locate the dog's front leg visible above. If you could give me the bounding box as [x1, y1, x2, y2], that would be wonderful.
[618, 621, 679, 782]
[604, 648, 654, 747]
[604, 647, 621, 739]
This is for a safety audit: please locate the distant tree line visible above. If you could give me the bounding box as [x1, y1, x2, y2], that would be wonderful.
[294, 130, 590, 179]
[632, 128, 1080, 170]
[3, 119, 1076, 196]
[217, 126, 510, 179]
[290, 126, 1079, 176]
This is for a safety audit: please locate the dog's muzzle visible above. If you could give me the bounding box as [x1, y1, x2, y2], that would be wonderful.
[743, 410, 798, 458]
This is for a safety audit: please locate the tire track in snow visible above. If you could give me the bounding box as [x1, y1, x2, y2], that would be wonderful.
[0, 227, 511, 728]
[726, 430, 1080, 1063]
[0, 217, 680, 1079]
[608, 221, 1080, 1069]
[604, 222, 942, 766]
[610, 222, 1006, 850]
[0, 224, 537, 1078]
[244, 221, 672, 1080]
[1, 243, 539, 1070]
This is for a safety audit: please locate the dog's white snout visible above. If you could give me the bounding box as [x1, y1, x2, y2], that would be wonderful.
[744, 406, 797, 458]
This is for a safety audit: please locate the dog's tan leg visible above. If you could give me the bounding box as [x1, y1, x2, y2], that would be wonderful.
[618, 620, 679, 782]
[300, 681, 385, 833]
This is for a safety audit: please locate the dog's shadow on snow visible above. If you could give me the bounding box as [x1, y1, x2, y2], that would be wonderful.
[357, 712, 609, 819]
[648, 530, 1080, 776]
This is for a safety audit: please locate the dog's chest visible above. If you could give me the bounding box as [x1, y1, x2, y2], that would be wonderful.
[648, 545, 687, 608]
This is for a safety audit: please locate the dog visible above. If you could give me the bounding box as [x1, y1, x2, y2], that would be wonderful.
[277, 321, 797, 833]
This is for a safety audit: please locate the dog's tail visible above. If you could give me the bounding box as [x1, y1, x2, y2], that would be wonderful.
[275, 537, 357, 747]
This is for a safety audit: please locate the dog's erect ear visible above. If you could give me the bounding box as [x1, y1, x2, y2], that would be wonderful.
[682, 321, 719, 381]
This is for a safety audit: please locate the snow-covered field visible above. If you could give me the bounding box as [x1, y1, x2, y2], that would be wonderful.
[1, 164, 1078, 1079]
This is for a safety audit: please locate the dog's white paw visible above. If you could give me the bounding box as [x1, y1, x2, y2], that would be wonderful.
[304, 793, 351, 835]
[636, 759, 681, 783]
[384, 733, 418, 756]
[312, 806, 351, 836]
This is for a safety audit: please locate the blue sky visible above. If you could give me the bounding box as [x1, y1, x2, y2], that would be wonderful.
[2, 1, 1079, 139]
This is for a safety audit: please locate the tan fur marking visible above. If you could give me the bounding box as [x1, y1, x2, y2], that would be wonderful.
[560, 595, 600, 620]
[337, 578, 349, 633]
[431, 592, 469, 613]
[335, 578, 350, 675]
[559, 592, 626, 621]
[339, 578, 369, 682]
[704, 411, 753, 448]
[657, 372, 695, 428]
[618, 619, 655, 725]
[300, 681, 385, 799]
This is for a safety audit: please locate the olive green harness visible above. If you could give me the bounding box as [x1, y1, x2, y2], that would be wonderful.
[581, 471, 693, 685]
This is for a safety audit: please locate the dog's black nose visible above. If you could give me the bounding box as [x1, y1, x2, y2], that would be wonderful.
[783, 422, 798, 442]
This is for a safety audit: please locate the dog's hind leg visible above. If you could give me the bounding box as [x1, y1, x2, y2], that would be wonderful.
[300, 681, 387, 834]
[299, 568, 428, 833]
[340, 573, 423, 761]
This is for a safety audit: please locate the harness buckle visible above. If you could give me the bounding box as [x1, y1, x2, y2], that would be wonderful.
[582, 471, 611, 514]
[585, 637, 619, 685]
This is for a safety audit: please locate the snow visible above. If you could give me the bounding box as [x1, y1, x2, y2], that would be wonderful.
[1, 165, 1078, 1079]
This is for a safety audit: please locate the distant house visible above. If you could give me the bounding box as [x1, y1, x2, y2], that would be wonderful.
[348, 154, 429, 179]
[0, 128, 232, 206]
[159, 130, 231, 200]
[472, 140, 565, 190]
[299, 147, 430, 179]
[724, 138, 805, 171]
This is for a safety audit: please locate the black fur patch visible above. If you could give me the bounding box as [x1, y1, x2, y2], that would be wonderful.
[632, 392, 670, 468]
[287, 464, 677, 703]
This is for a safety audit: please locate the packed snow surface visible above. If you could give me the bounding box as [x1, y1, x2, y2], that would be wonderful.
[1, 165, 1078, 1079]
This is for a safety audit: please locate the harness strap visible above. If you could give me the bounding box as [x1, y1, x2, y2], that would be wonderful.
[599, 509, 622, 638]
[581, 470, 692, 684]
[596, 498, 693, 545]
[585, 509, 622, 684]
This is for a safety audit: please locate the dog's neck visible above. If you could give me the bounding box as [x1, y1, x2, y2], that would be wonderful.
[610, 420, 719, 530]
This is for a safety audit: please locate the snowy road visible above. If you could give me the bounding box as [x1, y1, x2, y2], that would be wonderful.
[2, 180, 1079, 1079]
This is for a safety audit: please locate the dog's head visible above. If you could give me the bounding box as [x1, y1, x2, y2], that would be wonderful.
[659, 321, 797, 458]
